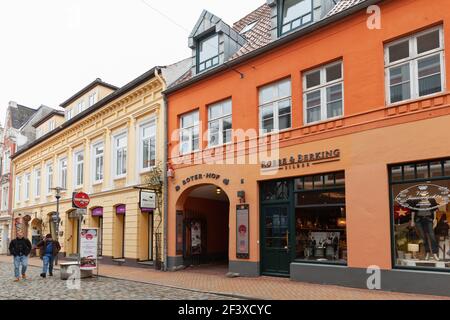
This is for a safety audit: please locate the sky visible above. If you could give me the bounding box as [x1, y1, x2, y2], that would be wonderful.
[0, 0, 264, 127]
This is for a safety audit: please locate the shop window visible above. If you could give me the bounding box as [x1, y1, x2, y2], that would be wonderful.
[385, 26, 444, 104]
[303, 61, 344, 124]
[295, 172, 347, 265]
[391, 159, 450, 271]
[445, 160, 450, 177]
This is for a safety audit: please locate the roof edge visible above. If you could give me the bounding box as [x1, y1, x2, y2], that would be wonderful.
[60, 78, 119, 108]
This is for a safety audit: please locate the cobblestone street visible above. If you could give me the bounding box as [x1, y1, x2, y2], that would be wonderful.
[0, 262, 238, 300]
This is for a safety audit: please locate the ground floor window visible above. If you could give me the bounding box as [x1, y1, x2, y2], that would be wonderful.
[391, 159, 450, 271]
[260, 171, 347, 275]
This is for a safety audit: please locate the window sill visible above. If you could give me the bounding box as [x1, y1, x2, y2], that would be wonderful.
[386, 91, 445, 108]
[113, 176, 126, 181]
[204, 142, 234, 151]
[92, 181, 103, 186]
[260, 127, 293, 137]
[304, 115, 344, 127]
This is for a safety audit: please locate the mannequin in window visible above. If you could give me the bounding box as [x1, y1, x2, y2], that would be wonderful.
[409, 198, 440, 261]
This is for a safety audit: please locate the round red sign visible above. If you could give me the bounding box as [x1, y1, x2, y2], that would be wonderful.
[73, 192, 90, 208]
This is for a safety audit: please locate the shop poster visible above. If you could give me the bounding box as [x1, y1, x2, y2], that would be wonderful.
[191, 221, 202, 255]
[80, 228, 99, 270]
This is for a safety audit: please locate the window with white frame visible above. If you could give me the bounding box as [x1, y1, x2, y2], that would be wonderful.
[303, 61, 344, 124]
[36, 128, 43, 138]
[3, 150, 10, 174]
[385, 27, 444, 104]
[92, 143, 104, 182]
[140, 121, 156, 171]
[46, 163, 53, 194]
[48, 120, 55, 132]
[259, 78, 292, 133]
[25, 174, 30, 200]
[74, 151, 84, 187]
[15, 176, 21, 203]
[34, 168, 41, 198]
[89, 92, 97, 107]
[76, 101, 85, 114]
[180, 111, 200, 154]
[113, 134, 127, 177]
[59, 158, 67, 189]
[197, 34, 219, 73]
[208, 99, 232, 147]
[1, 185, 8, 210]
[66, 109, 73, 121]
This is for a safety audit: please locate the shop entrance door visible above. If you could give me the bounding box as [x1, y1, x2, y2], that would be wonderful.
[261, 204, 291, 276]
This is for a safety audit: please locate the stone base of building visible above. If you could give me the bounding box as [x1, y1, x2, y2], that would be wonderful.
[229, 261, 260, 277]
[290, 263, 450, 297]
[98, 256, 161, 269]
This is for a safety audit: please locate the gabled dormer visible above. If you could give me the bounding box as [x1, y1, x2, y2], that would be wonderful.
[189, 10, 247, 75]
[267, 0, 336, 40]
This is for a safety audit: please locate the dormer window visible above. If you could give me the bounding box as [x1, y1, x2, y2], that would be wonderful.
[280, 0, 313, 35]
[197, 34, 219, 73]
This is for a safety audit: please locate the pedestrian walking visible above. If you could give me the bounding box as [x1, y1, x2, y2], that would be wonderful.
[37, 234, 61, 278]
[8, 231, 32, 282]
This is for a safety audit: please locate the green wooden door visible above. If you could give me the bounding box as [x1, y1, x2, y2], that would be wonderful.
[261, 204, 291, 276]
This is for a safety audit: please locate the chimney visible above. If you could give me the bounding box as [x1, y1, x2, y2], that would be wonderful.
[8, 101, 18, 108]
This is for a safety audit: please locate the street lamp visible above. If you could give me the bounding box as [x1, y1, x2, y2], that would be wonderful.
[51, 187, 66, 265]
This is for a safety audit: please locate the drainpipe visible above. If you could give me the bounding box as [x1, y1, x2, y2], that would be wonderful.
[154, 68, 169, 271]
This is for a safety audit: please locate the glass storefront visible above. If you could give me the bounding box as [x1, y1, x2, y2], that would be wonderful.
[260, 171, 347, 275]
[390, 159, 450, 271]
[295, 172, 347, 264]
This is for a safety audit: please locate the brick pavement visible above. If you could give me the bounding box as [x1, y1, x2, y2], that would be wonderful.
[0, 255, 448, 300]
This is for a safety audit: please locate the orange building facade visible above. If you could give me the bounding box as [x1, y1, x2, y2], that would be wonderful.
[165, 0, 450, 296]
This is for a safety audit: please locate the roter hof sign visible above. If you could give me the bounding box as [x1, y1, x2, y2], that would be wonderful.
[72, 192, 91, 209]
[396, 184, 450, 211]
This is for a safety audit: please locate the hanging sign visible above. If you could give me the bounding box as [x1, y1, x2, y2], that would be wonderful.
[72, 192, 90, 209]
[140, 190, 157, 210]
[236, 204, 250, 259]
[79, 228, 99, 271]
[396, 184, 450, 211]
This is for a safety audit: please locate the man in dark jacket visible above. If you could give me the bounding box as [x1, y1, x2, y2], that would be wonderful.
[37, 234, 61, 278]
[8, 231, 32, 282]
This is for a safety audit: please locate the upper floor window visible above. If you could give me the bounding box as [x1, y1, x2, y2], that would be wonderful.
[92, 142, 104, 183]
[385, 26, 444, 104]
[48, 120, 55, 132]
[76, 101, 85, 114]
[280, 0, 313, 35]
[74, 151, 84, 188]
[303, 61, 344, 124]
[15, 176, 21, 203]
[46, 163, 53, 194]
[180, 111, 200, 154]
[59, 158, 68, 189]
[36, 128, 43, 138]
[208, 99, 232, 147]
[259, 78, 292, 134]
[34, 168, 41, 198]
[24, 174, 30, 201]
[1, 185, 8, 210]
[89, 92, 97, 107]
[113, 134, 127, 177]
[3, 151, 10, 174]
[198, 34, 219, 73]
[140, 120, 156, 171]
[66, 109, 73, 121]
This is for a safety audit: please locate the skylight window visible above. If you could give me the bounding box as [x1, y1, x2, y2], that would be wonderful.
[240, 20, 258, 34]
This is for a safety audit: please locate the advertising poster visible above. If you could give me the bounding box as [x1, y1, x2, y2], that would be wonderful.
[236, 204, 249, 259]
[80, 228, 98, 270]
[191, 221, 202, 255]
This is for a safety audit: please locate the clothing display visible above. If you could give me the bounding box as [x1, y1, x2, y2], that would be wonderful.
[415, 217, 439, 254]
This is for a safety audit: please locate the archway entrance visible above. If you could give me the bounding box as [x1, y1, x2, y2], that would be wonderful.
[177, 184, 230, 271]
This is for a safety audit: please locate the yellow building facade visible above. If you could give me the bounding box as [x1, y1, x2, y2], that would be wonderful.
[11, 69, 167, 267]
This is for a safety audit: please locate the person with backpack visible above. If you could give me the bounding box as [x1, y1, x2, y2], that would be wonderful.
[37, 234, 61, 278]
[8, 231, 32, 282]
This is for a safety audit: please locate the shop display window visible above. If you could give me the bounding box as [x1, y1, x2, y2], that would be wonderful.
[391, 159, 450, 271]
[294, 172, 347, 264]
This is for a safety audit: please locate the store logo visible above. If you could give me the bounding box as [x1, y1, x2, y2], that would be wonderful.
[261, 149, 341, 171]
[395, 184, 450, 211]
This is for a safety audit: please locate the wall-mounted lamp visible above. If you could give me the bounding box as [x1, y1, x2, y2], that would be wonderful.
[237, 191, 246, 203]
[216, 187, 222, 195]
[167, 165, 175, 179]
